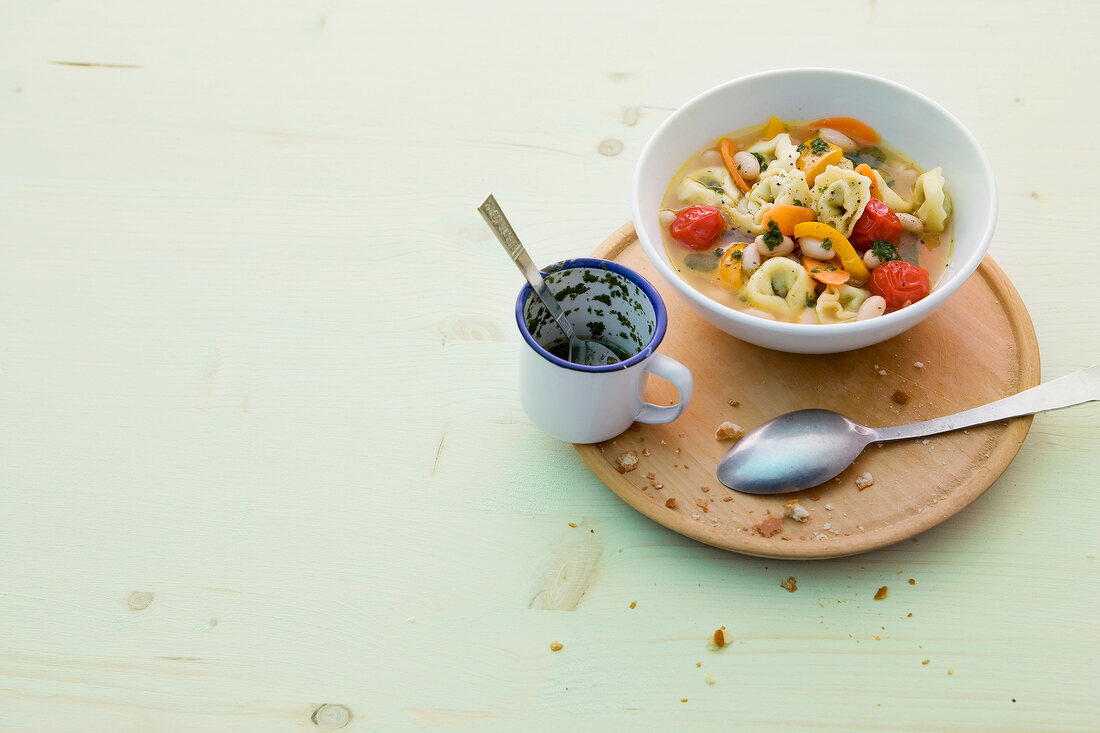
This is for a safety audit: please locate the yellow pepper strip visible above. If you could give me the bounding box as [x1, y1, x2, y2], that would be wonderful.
[718, 243, 749, 287]
[718, 139, 751, 194]
[801, 254, 850, 286]
[793, 221, 870, 282]
[763, 115, 786, 139]
[796, 138, 844, 186]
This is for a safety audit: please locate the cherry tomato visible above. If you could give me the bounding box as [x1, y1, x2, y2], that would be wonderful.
[869, 260, 930, 311]
[849, 198, 901, 251]
[669, 205, 725, 250]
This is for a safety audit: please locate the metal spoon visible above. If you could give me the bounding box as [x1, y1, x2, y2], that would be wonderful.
[479, 194, 620, 366]
[717, 364, 1100, 495]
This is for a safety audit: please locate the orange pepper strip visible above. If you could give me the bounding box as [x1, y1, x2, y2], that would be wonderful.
[719, 138, 751, 194]
[854, 164, 881, 200]
[796, 140, 844, 187]
[761, 205, 817, 237]
[763, 115, 786, 139]
[801, 254, 851, 286]
[806, 117, 881, 147]
[718, 243, 749, 287]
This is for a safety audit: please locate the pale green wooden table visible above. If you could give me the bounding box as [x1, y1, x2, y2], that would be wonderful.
[1, 1, 1097, 731]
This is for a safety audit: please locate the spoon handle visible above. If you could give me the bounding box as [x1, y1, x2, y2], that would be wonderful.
[873, 364, 1100, 442]
[478, 194, 575, 340]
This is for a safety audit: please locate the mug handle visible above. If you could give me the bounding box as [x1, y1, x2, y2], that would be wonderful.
[635, 353, 693, 424]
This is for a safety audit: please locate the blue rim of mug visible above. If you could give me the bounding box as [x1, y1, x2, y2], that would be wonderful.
[514, 257, 668, 373]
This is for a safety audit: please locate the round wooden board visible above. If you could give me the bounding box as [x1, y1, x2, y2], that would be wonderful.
[575, 223, 1041, 559]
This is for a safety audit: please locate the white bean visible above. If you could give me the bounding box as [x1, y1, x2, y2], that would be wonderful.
[658, 209, 677, 227]
[817, 127, 858, 151]
[799, 236, 833, 260]
[863, 249, 884, 270]
[897, 212, 924, 233]
[701, 149, 722, 165]
[755, 233, 794, 257]
[732, 151, 760, 181]
[741, 242, 762, 274]
[857, 295, 887, 321]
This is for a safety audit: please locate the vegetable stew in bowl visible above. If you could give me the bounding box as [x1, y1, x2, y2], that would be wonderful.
[659, 116, 952, 325]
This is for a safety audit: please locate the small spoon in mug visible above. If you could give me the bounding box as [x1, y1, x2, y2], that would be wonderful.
[479, 194, 620, 366]
[717, 364, 1100, 495]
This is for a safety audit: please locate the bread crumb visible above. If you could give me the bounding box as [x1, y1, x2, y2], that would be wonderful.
[614, 451, 638, 473]
[752, 515, 783, 537]
[712, 626, 727, 648]
[654, 483, 664, 490]
[781, 576, 797, 593]
[728, 400, 740, 407]
[855, 472, 875, 490]
[909, 578, 916, 585]
[696, 662, 701, 668]
[783, 500, 810, 522]
[629, 601, 636, 609]
[921, 659, 930, 665]
[665, 497, 678, 510]
[701, 486, 710, 492]
[706, 673, 715, 685]
[722, 496, 733, 502]
[825, 503, 834, 510]
[877, 369, 888, 376]
[715, 421, 744, 441]
[550, 641, 563, 652]
[874, 586, 888, 601]
[892, 389, 910, 405]
[681, 699, 688, 703]
[645, 471, 656, 480]
[641, 448, 652, 457]
[695, 498, 709, 513]
[914, 361, 924, 368]
[567, 522, 577, 528]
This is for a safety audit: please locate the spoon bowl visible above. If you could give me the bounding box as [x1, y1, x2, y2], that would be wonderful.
[717, 410, 873, 495]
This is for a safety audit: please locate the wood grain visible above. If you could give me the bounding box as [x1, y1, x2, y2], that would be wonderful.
[0, 1, 1098, 731]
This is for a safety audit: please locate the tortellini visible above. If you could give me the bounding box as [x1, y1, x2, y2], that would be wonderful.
[743, 257, 816, 322]
[726, 167, 811, 234]
[810, 165, 872, 237]
[910, 166, 951, 233]
[747, 133, 800, 173]
[677, 167, 741, 209]
[815, 284, 871, 324]
[867, 168, 914, 213]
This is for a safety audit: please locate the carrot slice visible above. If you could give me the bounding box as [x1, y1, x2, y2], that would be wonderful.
[802, 254, 850, 286]
[807, 117, 881, 147]
[761, 205, 816, 236]
[793, 221, 870, 282]
[719, 138, 751, 194]
[854, 163, 881, 200]
[763, 115, 786, 139]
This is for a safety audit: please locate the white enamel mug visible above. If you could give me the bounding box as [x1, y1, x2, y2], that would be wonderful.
[515, 258, 693, 444]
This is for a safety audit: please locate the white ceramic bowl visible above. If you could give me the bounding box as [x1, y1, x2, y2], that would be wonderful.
[632, 68, 996, 354]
